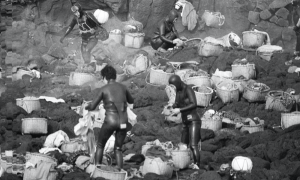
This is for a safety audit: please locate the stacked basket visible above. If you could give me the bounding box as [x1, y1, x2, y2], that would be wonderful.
[148, 67, 174, 86]
[22, 118, 47, 135]
[192, 86, 213, 107]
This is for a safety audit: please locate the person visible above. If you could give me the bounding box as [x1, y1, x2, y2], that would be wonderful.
[150, 9, 182, 52]
[168, 74, 201, 166]
[292, 0, 300, 60]
[85, 65, 134, 169]
[60, 3, 108, 64]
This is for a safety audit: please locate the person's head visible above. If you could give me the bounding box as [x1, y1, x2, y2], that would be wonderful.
[101, 65, 116, 83]
[169, 74, 183, 91]
[167, 10, 179, 23]
[71, 3, 82, 18]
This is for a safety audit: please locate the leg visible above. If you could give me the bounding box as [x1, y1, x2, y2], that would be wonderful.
[114, 128, 127, 169]
[295, 35, 300, 59]
[189, 121, 201, 166]
[95, 121, 115, 165]
[160, 32, 177, 50]
[81, 37, 98, 64]
[181, 123, 189, 145]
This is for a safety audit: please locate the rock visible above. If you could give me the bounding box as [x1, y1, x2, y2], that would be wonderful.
[200, 151, 214, 165]
[282, 27, 296, 41]
[129, 0, 176, 37]
[201, 142, 219, 152]
[260, 9, 272, 20]
[269, 15, 279, 23]
[276, 18, 289, 27]
[213, 145, 247, 163]
[271, 159, 300, 177]
[0, 102, 28, 120]
[262, 169, 287, 180]
[201, 128, 215, 141]
[248, 11, 260, 24]
[251, 156, 271, 169]
[266, 141, 288, 161]
[269, 0, 293, 9]
[275, 8, 289, 19]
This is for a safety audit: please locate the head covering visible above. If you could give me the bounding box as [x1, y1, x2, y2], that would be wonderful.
[169, 75, 182, 91]
[71, 3, 82, 14]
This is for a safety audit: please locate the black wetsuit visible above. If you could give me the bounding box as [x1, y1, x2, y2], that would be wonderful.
[169, 75, 201, 166]
[86, 80, 134, 169]
[150, 19, 178, 50]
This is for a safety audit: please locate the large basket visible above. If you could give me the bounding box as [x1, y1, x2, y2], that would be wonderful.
[256, 45, 283, 61]
[243, 83, 270, 102]
[148, 67, 174, 86]
[91, 165, 127, 180]
[265, 91, 294, 112]
[12, 69, 33, 81]
[109, 31, 122, 44]
[16, 97, 41, 113]
[25, 153, 57, 165]
[22, 118, 47, 134]
[24, 169, 57, 180]
[240, 124, 264, 134]
[216, 82, 239, 104]
[242, 31, 266, 49]
[211, 74, 232, 89]
[124, 33, 145, 49]
[201, 118, 222, 131]
[69, 72, 97, 86]
[168, 150, 191, 169]
[281, 111, 300, 129]
[193, 86, 213, 107]
[231, 64, 256, 80]
[185, 75, 211, 87]
[201, 10, 225, 28]
[141, 156, 173, 178]
[184, 38, 202, 48]
[198, 41, 223, 57]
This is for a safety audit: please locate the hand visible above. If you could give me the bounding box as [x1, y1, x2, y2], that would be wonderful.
[60, 37, 65, 43]
[171, 108, 181, 116]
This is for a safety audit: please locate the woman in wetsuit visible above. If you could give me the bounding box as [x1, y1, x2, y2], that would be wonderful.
[150, 9, 180, 52]
[60, 3, 108, 64]
[168, 74, 201, 166]
[85, 65, 134, 169]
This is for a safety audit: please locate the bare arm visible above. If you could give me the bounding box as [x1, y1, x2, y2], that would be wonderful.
[85, 90, 103, 111]
[159, 22, 174, 44]
[61, 17, 77, 39]
[126, 89, 134, 104]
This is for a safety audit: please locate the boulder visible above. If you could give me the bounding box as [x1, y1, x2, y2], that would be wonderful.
[269, 15, 279, 23]
[269, 0, 293, 9]
[276, 18, 289, 27]
[275, 8, 289, 19]
[248, 11, 260, 24]
[260, 9, 272, 20]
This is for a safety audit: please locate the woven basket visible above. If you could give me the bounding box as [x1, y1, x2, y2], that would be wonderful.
[69, 72, 97, 86]
[124, 33, 145, 49]
[198, 41, 223, 57]
[281, 111, 300, 129]
[12, 69, 33, 81]
[201, 119, 222, 131]
[26, 153, 57, 165]
[193, 86, 213, 107]
[211, 74, 232, 89]
[149, 67, 174, 86]
[109, 31, 122, 44]
[16, 97, 41, 113]
[256, 45, 283, 61]
[141, 156, 173, 178]
[233, 78, 248, 93]
[61, 141, 88, 153]
[231, 64, 256, 80]
[216, 82, 239, 104]
[22, 118, 47, 134]
[185, 75, 211, 87]
[265, 91, 294, 112]
[240, 124, 264, 134]
[91, 165, 127, 180]
[24, 169, 57, 180]
[243, 83, 270, 102]
[169, 150, 191, 169]
[242, 31, 266, 49]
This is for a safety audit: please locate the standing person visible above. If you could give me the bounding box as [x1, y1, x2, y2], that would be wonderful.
[60, 3, 108, 65]
[150, 9, 182, 52]
[292, 0, 300, 60]
[168, 74, 201, 166]
[85, 65, 134, 170]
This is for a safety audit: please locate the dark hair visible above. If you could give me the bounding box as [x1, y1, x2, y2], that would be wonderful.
[101, 65, 117, 81]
